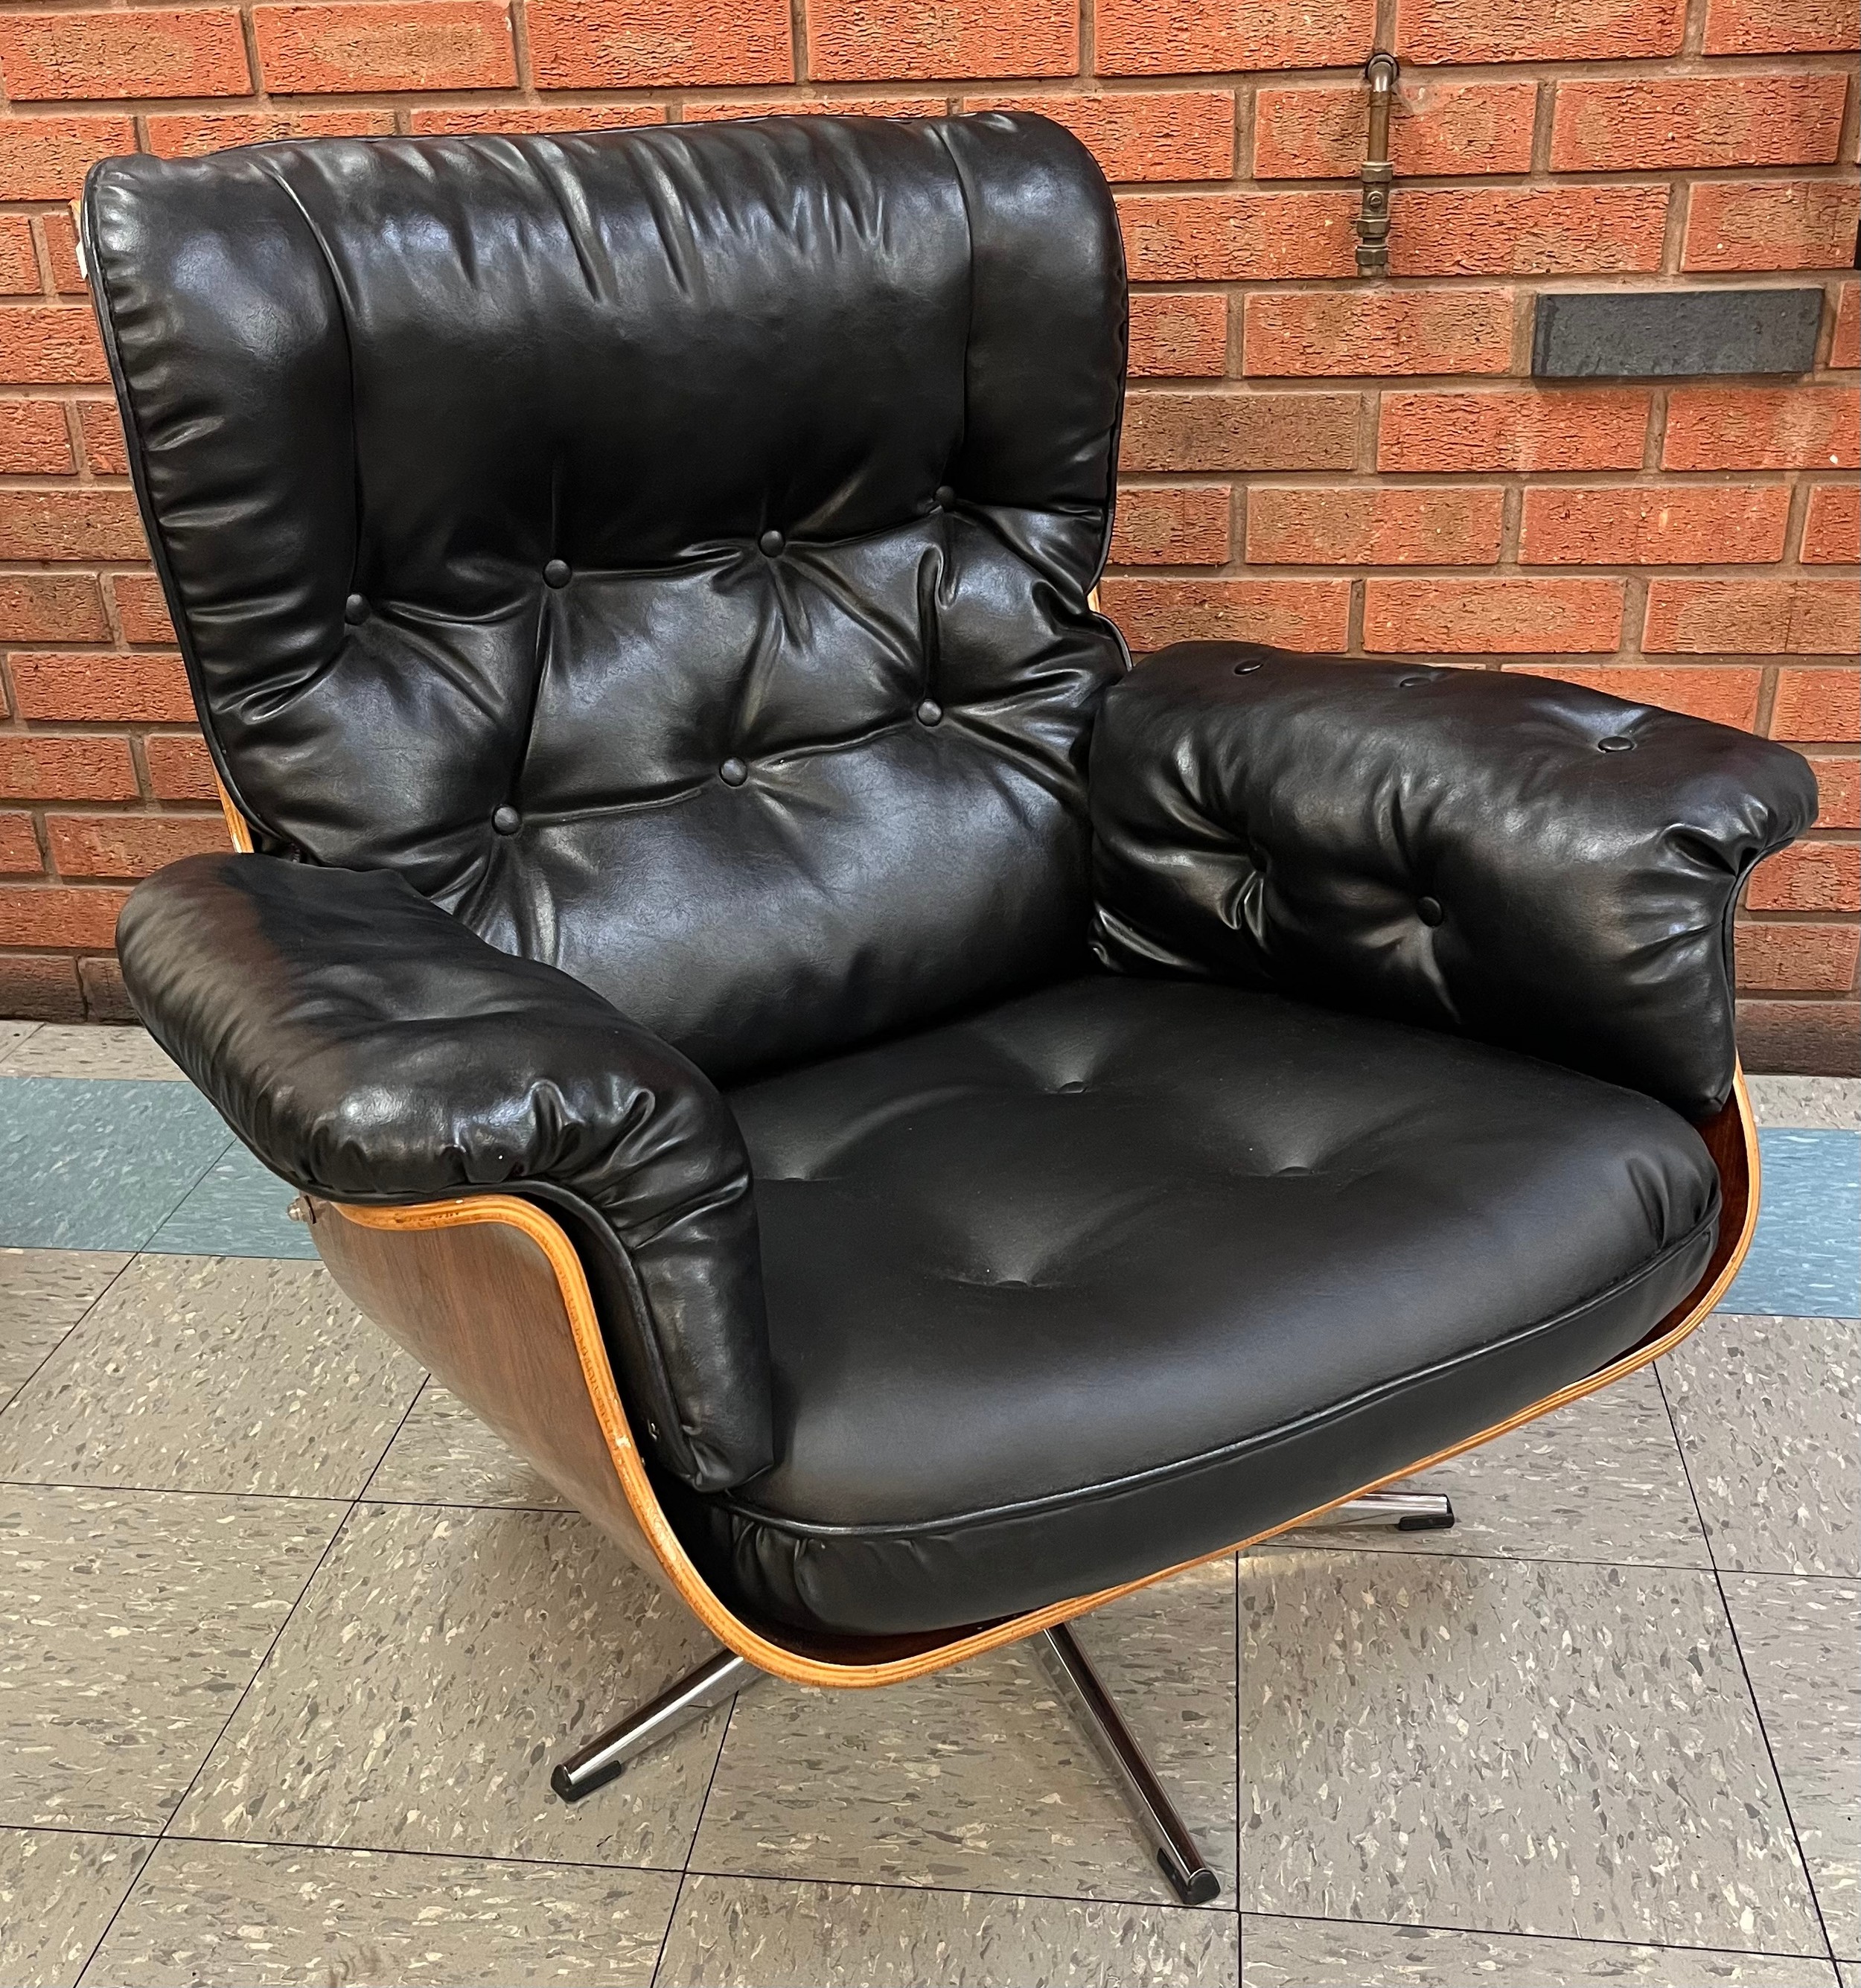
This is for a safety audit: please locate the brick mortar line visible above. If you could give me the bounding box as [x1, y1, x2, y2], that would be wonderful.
[0, 34, 1857, 79]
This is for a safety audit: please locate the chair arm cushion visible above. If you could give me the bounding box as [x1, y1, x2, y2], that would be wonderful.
[1088, 643, 1819, 1122]
[117, 852, 770, 1492]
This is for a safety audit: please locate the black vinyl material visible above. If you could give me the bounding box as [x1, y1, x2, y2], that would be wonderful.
[1092, 645, 1818, 1125]
[671, 975, 1719, 1634]
[91, 117, 1814, 1634]
[86, 116, 1127, 1088]
[115, 851, 771, 1491]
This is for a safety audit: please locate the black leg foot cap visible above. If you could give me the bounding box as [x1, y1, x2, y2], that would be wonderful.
[1160, 1851, 1222, 1906]
[552, 1758, 625, 1804]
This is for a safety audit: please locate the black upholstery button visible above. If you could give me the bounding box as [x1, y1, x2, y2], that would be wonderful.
[1598, 735, 1636, 752]
[342, 592, 368, 624]
[543, 558, 571, 589]
[758, 529, 785, 557]
[1398, 672, 1440, 688]
[933, 485, 956, 508]
[916, 698, 943, 726]
[1417, 895, 1444, 926]
[491, 805, 521, 835]
[719, 757, 748, 787]
[1233, 660, 1263, 675]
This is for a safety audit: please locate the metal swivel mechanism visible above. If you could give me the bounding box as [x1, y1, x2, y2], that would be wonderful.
[549, 1488, 1452, 1906]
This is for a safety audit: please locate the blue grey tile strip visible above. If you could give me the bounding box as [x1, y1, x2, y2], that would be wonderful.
[143, 1145, 317, 1259]
[1726, 1129, 1861, 1320]
[4, 1079, 1857, 1301]
[0, 1077, 307, 1259]
[0, 1078, 232, 1251]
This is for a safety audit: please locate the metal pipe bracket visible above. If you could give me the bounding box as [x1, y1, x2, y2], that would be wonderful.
[1356, 51, 1400, 276]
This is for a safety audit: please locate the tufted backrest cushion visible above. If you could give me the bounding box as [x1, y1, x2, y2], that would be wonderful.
[86, 115, 1129, 1081]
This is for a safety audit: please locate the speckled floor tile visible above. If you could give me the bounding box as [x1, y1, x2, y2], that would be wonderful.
[0, 1255, 423, 1498]
[0, 1251, 130, 1412]
[0, 1484, 344, 1832]
[1239, 1917, 1837, 1986]
[0, 1020, 40, 1062]
[79, 1839, 680, 1987]
[1839, 1963, 1857, 1988]
[142, 1147, 316, 1260]
[172, 1501, 720, 1867]
[1662, 1315, 1859, 1576]
[0, 1828, 153, 1988]
[657, 1873, 1240, 1987]
[1722, 1576, 1860, 1960]
[1286, 1369, 1705, 1569]
[0, 1026, 185, 1082]
[366, 1383, 568, 1510]
[691, 1557, 1236, 1905]
[1724, 1132, 1860, 1319]
[1239, 1550, 1821, 1953]
[1748, 1077, 1861, 1134]
[0, 1078, 231, 1251]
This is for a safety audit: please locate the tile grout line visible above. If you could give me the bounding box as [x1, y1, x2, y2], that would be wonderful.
[1236, 1902, 1848, 1966]
[650, 1875, 692, 1984]
[10, 1815, 689, 1879]
[651, 1667, 749, 1986]
[1233, 1547, 1245, 1984]
[8, 1804, 1843, 1970]
[135, 1136, 244, 1259]
[351, 1373, 430, 1504]
[68, 1375, 433, 1988]
[0, 1020, 45, 1073]
[0, 1475, 567, 1513]
[0, 1252, 141, 1425]
[1652, 1358, 1842, 1971]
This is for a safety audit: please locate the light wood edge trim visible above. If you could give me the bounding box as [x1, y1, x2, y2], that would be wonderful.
[327, 1067, 1757, 1690]
[216, 776, 255, 854]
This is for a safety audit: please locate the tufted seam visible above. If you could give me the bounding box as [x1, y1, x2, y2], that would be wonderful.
[261, 159, 370, 676]
[926, 118, 976, 517]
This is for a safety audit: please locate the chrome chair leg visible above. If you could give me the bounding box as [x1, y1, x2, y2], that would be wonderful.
[1295, 1489, 1455, 1532]
[1038, 1621, 1222, 1907]
[552, 1649, 762, 1802]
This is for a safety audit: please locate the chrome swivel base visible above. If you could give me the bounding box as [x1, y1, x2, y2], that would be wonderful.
[550, 1630, 1224, 1905]
[1038, 1620, 1220, 1905]
[1027, 1489, 1451, 1902]
[550, 1489, 1455, 1899]
[1299, 1489, 1455, 1532]
[552, 1648, 759, 1802]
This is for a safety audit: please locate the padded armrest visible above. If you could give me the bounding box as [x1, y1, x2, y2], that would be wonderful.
[1088, 644, 1819, 1122]
[117, 852, 770, 1492]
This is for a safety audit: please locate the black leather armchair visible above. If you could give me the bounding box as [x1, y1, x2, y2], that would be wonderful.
[84, 112, 1816, 1906]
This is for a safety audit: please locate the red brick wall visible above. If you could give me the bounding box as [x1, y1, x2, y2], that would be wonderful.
[1, 0, 1856, 1067]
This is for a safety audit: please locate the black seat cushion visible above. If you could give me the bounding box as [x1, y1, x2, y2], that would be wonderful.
[668, 976, 1719, 1636]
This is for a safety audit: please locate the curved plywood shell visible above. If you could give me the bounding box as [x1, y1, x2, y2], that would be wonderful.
[305, 1070, 1758, 1690]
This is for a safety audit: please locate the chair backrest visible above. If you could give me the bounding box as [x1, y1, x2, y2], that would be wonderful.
[86, 115, 1129, 1081]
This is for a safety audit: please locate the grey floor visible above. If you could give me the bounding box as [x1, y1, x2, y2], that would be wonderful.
[0, 1024, 1855, 1987]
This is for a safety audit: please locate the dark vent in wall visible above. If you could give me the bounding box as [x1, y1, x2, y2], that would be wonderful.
[1532, 289, 1825, 380]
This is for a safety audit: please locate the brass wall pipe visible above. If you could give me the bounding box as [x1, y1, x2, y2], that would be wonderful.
[1356, 51, 1399, 275]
